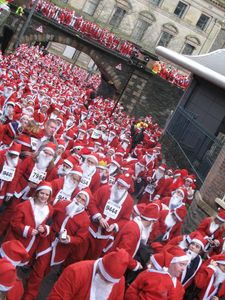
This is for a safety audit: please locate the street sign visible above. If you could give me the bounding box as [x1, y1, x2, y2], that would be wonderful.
[115, 63, 122, 71]
[36, 25, 43, 33]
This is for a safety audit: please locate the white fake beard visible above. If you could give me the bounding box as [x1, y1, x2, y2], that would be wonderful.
[109, 164, 118, 175]
[77, 132, 85, 140]
[146, 154, 154, 164]
[209, 221, 219, 234]
[164, 213, 176, 228]
[101, 133, 108, 142]
[169, 194, 183, 209]
[36, 151, 52, 170]
[66, 120, 74, 129]
[186, 249, 198, 260]
[66, 200, 84, 218]
[22, 108, 33, 116]
[108, 134, 115, 143]
[63, 175, 77, 195]
[141, 223, 153, 245]
[81, 162, 96, 177]
[50, 113, 57, 120]
[109, 184, 126, 203]
[155, 170, 164, 180]
[4, 91, 13, 98]
[6, 154, 19, 167]
[214, 266, 225, 287]
[57, 165, 71, 176]
[93, 272, 113, 300]
[135, 164, 144, 177]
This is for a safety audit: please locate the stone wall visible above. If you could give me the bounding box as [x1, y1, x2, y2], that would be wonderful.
[121, 70, 184, 126]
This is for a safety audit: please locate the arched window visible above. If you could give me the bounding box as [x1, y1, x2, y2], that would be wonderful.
[182, 35, 201, 55]
[157, 23, 178, 47]
[131, 11, 155, 42]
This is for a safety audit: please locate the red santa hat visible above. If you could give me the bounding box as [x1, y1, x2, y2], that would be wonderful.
[212, 253, 225, 265]
[175, 187, 186, 199]
[87, 153, 99, 165]
[0, 240, 30, 267]
[150, 250, 174, 271]
[64, 156, 79, 169]
[8, 142, 21, 156]
[70, 165, 83, 178]
[0, 258, 16, 292]
[141, 203, 160, 222]
[185, 176, 194, 183]
[168, 246, 190, 264]
[216, 209, 225, 222]
[158, 163, 167, 172]
[64, 129, 75, 141]
[133, 203, 146, 216]
[43, 142, 57, 155]
[190, 232, 207, 251]
[111, 157, 122, 168]
[57, 139, 66, 149]
[36, 181, 52, 194]
[75, 189, 91, 206]
[98, 248, 130, 283]
[116, 173, 133, 189]
[173, 205, 187, 222]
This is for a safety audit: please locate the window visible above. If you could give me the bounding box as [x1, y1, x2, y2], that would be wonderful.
[182, 43, 195, 55]
[196, 14, 210, 30]
[109, 7, 126, 28]
[83, 0, 100, 16]
[174, 1, 187, 18]
[131, 19, 149, 41]
[150, 0, 161, 5]
[157, 31, 173, 47]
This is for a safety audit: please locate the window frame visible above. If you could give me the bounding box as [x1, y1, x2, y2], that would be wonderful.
[174, 1, 188, 19]
[149, 0, 162, 6]
[196, 13, 210, 31]
[109, 6, 126, 28]
[131, 18, 151, 42]
[157, 31, 173, 47]
[182, 43, 195, 55]
[82, 0, 100, 16]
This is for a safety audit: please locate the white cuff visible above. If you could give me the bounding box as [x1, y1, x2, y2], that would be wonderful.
[23, 226, 30, 238]
[92, 213, 102, 221]
[132, 261, 141, 271]
[208, 265, 217, 272]
[114, 223, 119, 232]
[45, 225, 50, 236]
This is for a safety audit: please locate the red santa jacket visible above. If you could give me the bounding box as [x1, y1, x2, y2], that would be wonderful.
[125, 269, 185, 300]
[88, 184, 133, 236]
[47, 260, 125, 300]
[5, 199, 53, 258]
[197, 217, 224, 245]
[35, 200, 90, 265]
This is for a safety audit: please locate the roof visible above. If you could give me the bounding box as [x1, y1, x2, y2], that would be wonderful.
[155, 46, 225, 90]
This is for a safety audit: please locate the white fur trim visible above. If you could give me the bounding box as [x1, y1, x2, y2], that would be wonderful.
[88, 155, 98, 164]
[98, 258, 120, 283]
[114, 223, 119, 232]
[77, 191, 90, 206]
[8, 150, 20, 155]
[0, 283, 12, 292]
[70, 170, 83, 177]
[215, 260, 225, 265]
[43, 147, 55, 154]
[151, 255, 163, 271]
[216, 216, 225, 222]
[191, 238, 204, 250]
[45, 225, 50, 236]
[64, 159, 74, 168]
[117, 178, 130, 188]
[0, 247, 21, 267]
[36, 185, 52, 193]
[171, 255, 190, 264]
[23, 225, 30, 238]
[92, 213, 102, 221]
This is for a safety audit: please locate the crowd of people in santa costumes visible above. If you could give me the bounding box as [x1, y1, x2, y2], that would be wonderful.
[1, 44, 225, 300]
[32, 0, 140, 58]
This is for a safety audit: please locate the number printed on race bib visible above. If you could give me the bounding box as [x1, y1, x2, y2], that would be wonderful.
[29, 167, 47, 184]
[78, 176, 91, 189]
[103, 200, 121, 220]
[31, 137, 38, 151]
[145, 184, 155, 194]
[0, 165, 16, 181]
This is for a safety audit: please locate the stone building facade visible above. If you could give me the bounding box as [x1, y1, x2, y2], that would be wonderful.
[69, 0, 225, 55]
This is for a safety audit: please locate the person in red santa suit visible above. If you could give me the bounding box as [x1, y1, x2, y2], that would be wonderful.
[140, 164, 167, 204]
[0, 258, 17, 300]
[107, 129, 119, 148]
[104, 203, 160, 271]
[161, 187, 186, 210]
[46, 155, 79, 181]
[108, 157, 122, 185]
[50, 164, 82, 206]
[151, 203, 187, 249]
[24, 190, 91, 300]
[195, 253, 225, 300]
[125, 246, 190, 300]
[0, 143, 22, 207]
[83, 174, 133, 260]
[4, 181, 53, 259]
[0, 240, 30, 300]
[79, 154, 101, 194]
[197, 210, 225, 255]
[48, 248, 131, 300]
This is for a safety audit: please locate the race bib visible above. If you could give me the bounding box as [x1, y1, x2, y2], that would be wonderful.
[29, 167, 47, 184]
[78, 176, 91, 189]
[145, 184, 155, 194]
[103, 200, 121, 220]
[54, 189, 70, 204]
[0, 165, 16, 182]
[31, 137, 38, 151]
